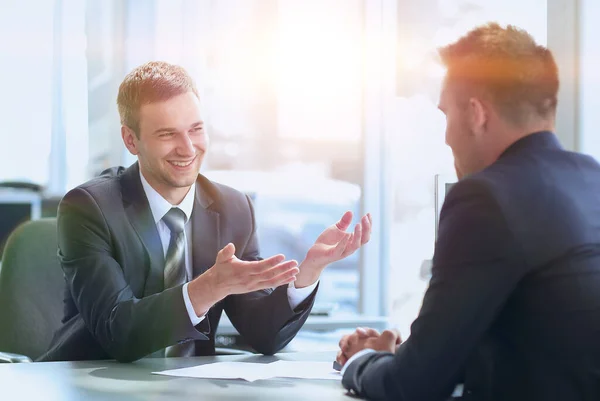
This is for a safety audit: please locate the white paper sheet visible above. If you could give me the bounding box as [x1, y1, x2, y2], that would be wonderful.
[152, 360, 342, 382]
[267, 361, 342, 381]
[153, 362, 273, 382]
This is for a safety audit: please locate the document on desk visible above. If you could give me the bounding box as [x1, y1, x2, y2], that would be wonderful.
[267, 361, 342, 381]
[152, 361, 341, 382]
[153, 362, 273, 382]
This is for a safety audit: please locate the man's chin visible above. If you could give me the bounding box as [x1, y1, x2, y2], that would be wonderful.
[165, 172, 198, 188]
[173, 177, 198, 188]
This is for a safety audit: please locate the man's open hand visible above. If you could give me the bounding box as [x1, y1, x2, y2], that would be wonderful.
[188, 243, 298, 316]
[294, 211, 372, 288]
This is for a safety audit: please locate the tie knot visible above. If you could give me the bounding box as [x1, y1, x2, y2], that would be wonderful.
[162, 208, 186, 234]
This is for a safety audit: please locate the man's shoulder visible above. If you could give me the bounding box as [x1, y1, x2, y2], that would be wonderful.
[468, 146, 600, 200]
[196, 174, 251, 210]
[80, 167, 126, 190]
[62, 166, 128, 207]
[445, 173, 495, 201]
[441, 167, 517, 226]
[449, 165, 531, 222]
[446, 147, 600, 229]
[451, 151, 546, 203]
[201, 176, 246, 199]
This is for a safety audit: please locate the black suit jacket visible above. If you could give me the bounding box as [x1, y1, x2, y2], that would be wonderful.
[343, 132, 600, 400]
[40, 163, 316, 362]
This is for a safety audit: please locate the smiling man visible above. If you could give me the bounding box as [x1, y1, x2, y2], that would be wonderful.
[40, 61, 371, 362]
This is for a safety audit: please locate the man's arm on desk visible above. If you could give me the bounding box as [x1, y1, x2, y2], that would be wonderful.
[340, 181, 527, 400]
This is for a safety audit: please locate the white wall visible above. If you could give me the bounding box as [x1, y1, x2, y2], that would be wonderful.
[0, 0, 88, 191]
[546, 0, 600, 158]
[0, 0, 55, 185]
[547, 0, 579, 152]
[578, 0, 600, 160]
[59, 0, 89, 192]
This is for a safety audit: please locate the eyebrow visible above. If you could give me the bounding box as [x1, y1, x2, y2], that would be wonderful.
[153, 127, 177, 135]
[153, 121, 203, 135]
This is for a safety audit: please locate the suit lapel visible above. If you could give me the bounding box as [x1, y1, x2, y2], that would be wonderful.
[191, 177, 220, 277]
[120, 163, 165, 296]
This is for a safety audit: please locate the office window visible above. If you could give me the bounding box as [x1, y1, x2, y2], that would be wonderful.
[0, 1, 54, 186]
[384, 0, 548, 334]
[0, 0, 88, 194]
[189, 0, 365, 314]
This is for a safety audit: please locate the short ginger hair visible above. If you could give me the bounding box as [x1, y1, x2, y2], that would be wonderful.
[438, 23, 559, 126]
[117, 61, 199, 136]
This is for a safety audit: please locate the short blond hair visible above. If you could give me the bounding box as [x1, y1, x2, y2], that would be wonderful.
[117, 61, 199, 136]
[438, 23, 559, 126]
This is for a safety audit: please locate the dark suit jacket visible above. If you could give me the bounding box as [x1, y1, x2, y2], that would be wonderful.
[39, 163, 316, 362]
[343, 132, 600, 401]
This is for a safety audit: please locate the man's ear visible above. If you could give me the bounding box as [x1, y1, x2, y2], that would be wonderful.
[468, 97, 488, 136]
[121, 126, 139, 155]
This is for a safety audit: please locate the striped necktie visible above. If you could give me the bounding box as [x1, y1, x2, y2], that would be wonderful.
[162, 208, 187, 289]
[162, 207, 194, 357]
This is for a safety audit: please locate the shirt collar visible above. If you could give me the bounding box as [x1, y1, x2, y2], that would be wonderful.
[139, 169, 195, 224]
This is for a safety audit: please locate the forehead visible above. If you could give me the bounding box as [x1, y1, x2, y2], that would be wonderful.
[139, 92, 201, 126]
[438, 76, 452, 108]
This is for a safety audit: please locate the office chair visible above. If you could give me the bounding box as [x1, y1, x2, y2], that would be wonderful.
[0, 218, 63, 362]
[0, 218, 251, 363]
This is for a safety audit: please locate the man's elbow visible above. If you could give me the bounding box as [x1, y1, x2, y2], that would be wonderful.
[104, 341, 145, 363]
[254, 346, 278, 356]
[111, 348, 142, 363]
[250, 335, 290, 356]
[251, 340, 281, 356]
[97, 323, 145, 362]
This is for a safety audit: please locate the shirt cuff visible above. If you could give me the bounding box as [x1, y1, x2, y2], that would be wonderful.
[287, 280, 319, 310]
[182, 282, 206, 326]
[341, 348, 375, 375]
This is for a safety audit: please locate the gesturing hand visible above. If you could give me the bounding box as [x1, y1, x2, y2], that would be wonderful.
[187, 243, 299, 317]
[295, 211, 372, 288]
[206, 243, 299, 298]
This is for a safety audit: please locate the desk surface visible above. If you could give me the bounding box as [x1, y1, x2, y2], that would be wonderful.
[0, 351, 351, 401]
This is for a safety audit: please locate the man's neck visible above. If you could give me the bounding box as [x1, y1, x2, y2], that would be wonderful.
[140, 170, 191, 205]
[163, 188, 191, 206]
[491, 120, 555, 163]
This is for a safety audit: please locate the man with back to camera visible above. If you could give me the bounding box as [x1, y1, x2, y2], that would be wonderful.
[336, 23, 600, 400]
[39, 61, 372, 362]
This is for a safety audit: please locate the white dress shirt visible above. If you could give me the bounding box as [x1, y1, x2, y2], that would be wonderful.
[139, 171, 318, 326]
[341, 348, 375, 375]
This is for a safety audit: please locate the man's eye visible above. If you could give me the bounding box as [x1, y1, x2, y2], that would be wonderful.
[160, 132, 174, 137]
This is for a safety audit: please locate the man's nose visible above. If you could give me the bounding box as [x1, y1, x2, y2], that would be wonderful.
[177, 132, 196, 156]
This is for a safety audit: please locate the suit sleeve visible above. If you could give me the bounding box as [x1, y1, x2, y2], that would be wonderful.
[58, 188, 208, 362]
[222, 194, 316, 355]
[343, 179, 528, 400]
